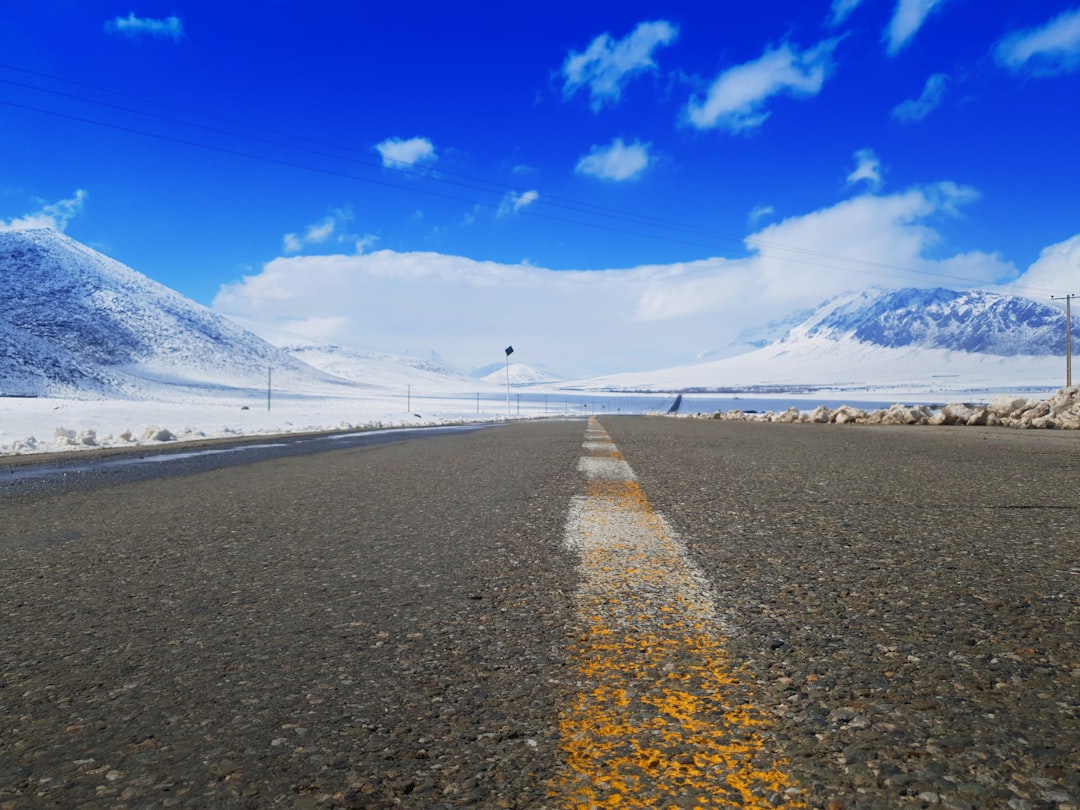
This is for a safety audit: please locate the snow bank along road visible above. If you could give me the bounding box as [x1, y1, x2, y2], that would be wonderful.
[0, 418, 1077, 808]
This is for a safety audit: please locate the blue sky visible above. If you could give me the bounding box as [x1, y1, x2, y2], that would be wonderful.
[3, 2, 1080, 375]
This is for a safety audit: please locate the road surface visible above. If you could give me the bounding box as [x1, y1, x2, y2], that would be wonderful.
[1, 417, 1077, 808]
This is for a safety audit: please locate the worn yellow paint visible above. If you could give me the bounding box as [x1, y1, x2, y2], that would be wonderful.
[553, 419, 803, 809]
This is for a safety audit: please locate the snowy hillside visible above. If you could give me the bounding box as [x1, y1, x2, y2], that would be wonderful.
[795, 288, 1074, 355]
[0, 229, 346, 398]
[566, 287, 1075, 395]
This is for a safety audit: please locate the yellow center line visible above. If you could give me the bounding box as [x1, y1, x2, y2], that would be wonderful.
[552, 418, 804, 809]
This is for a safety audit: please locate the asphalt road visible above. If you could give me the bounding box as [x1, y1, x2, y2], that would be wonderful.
[0, 424, 496, 499]
[1, 417, 1077, 809]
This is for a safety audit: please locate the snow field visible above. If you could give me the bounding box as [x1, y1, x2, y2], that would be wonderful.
[0, 389, 545, 457]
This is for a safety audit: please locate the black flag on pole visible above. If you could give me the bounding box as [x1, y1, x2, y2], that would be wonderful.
[505, 345, 514, 356]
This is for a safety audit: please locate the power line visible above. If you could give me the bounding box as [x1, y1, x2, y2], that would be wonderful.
[2, 65, 754, 249]
[0, 63, 1053, 295]
[0, 98, 746, 255]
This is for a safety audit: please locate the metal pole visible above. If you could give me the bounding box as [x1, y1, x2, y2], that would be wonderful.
[407, 384, 411, 413]
[505, 356, 511, 417]
[1052, 294, 1076, 388]
[267, 366, 271, 411]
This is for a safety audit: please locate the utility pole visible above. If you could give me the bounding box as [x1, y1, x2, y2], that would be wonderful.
[267, 366, 272, 411]
[1051, 293, 1077, 387]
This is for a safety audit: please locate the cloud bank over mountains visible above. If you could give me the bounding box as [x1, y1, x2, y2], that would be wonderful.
[8, 156, 1076, 380]
[212, 172, 1077, 377]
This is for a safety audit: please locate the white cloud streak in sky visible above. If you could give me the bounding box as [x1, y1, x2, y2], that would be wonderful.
[215, 182, 1025, 376]
[574, 138, 650, 181]
[748, 204, 775, 226]
[846, 148, 883, 190]
[561, 20, 678, 111]
[375, 137, 437, 168]
[497, 190, 539, 217]
[996, 8, 1080, 76]
[891, 73, 948, 122]
[683, 39, 840, 132]
[885, 0, 947, 56]
[283, 210, 356, 254]
[104, 13, 184, 41]
[0, 190, 87, 232]
[828, 0, 865, 27]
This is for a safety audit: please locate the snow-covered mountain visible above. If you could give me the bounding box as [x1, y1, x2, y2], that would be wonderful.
[474, 362, 565, 385]
[0, 228, 345, 398]
[791, 288, 1073, 355]
[568, 287, 1077, 394]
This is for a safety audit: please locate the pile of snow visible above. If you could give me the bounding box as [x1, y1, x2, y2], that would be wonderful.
[693, 387, 1080, 430]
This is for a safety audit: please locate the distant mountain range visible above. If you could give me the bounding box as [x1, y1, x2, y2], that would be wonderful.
[573, 288, 1077, 394]
[472, 361, 565, 385]
[285, 344, 477, 390]
[2, 230, 1075, 399]
[791, 287, 1073, 355]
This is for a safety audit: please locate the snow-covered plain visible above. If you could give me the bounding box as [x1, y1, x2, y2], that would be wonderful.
[0, 360, 686, 457]
[2, 376, 1070, 458]
[568, 336, 1068, 396]
[0, 368, 572, 456]
[0, 389, 493, 456]
[2, 327, 1073, 457]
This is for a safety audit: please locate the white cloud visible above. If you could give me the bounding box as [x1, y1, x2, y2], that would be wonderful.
[104, 13, 183, 41]
[846, 148, 883, 190]
[355, 234, 379, 254]
[996, 8, 1080, 76]
[748, 204, 775, 226]
[885, 0, 947, 56]
[684, 39, 840, 132]
[375, 137, 437, 169]
[282, 210, 355, 254]
[305, 220, 334, 243]
[636, 182, 1008, 326]
[216, 179, 1028, 376]
[574, 138, 650, 181]
[1007, 234, 1080, 300]
[561, 20, 679, 111]
[828, 0, 865, 27]
[283, 233, 303, 253]
[497, 190, 539, 218]
[0, 190, 87, 232]
[891, 73, 948, 122]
